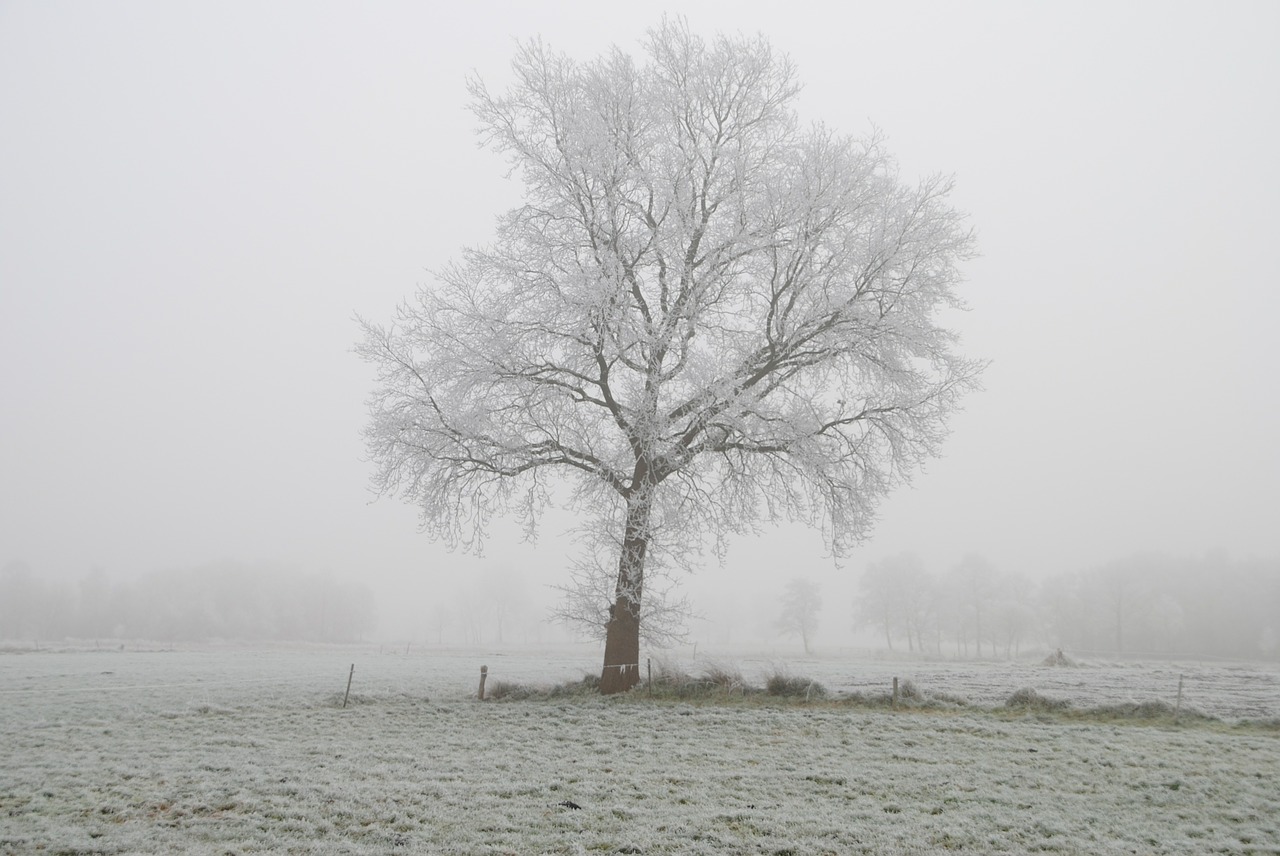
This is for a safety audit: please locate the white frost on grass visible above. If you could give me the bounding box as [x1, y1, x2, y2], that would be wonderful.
[2, 647, 1278, 854]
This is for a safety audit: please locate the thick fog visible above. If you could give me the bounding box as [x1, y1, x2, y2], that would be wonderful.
[2, 2, 1277, 654]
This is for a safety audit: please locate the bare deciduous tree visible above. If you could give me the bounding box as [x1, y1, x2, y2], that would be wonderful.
[776, 577, 823, 654]
[357, 19, 982, 693]
[855, 552, 934, 652]
[949, 553, 1000, 657]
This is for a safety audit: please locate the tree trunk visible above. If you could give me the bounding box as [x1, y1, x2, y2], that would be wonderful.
[600, 590, 641, 694]
[599, 494, 650, 695]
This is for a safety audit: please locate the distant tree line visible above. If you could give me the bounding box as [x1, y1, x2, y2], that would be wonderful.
[0, 561, 376, 644]
[855, 551, 1280, 660]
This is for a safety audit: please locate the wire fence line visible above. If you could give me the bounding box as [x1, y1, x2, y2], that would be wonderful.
[2, 648, 1275, 719]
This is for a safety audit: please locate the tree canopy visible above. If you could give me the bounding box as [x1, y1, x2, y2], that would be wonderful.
[358, 19, 983, 691]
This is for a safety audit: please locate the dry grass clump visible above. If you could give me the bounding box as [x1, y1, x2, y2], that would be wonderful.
[896, 678, 925, 701]
[764, 670, 827, 699]
[921, 688, 969, 707]
[699, 661, 747, 692]
[648, 657, 694, 688]
[634, 661, 829, 701]
[484, 680, 539, 700]
[832, 678, 968, 711]
[549, 673, 601, 697]
[1083, 698, 1216, 723]
[1006, 687, 1071, 712]
[640, 659, 758, 698]
[894, 679, 967, 708]
[485, 673, 600, 701]
[1041, 649, 1080, 667]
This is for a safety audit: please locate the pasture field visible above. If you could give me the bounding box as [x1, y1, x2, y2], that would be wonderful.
[2, 645, 1278, 855]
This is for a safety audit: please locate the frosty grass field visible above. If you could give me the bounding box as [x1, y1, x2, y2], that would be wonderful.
[2, 645, 1277, 855]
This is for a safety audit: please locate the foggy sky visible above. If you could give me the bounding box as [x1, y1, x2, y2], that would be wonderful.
[2, 1, 1277, 640]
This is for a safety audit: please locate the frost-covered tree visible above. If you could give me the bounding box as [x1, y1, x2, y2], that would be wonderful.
[776, 577, 823, 654]
[357, 20, 982, 693]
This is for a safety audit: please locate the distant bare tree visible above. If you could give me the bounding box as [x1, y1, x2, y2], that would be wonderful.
[991, 570, 1036, 658]
[949, 553, 999, 657]
[357, 19, 982, 692]
[776, 577, 822, 654]
[855, 552, 934, 652]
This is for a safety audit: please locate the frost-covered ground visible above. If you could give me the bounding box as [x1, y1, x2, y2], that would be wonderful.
[2, 645, 1278, 855]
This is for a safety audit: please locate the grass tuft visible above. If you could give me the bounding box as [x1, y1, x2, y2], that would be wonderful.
[699, 661, 747, 693]
[1006, 687, 1071, 711]
[1082, 698, 1216, 723]
[1041, 649, 1080, 667]
[764, 670, 827, 699]
[486, 673, 601, 700]
[549, 673, 601, 697]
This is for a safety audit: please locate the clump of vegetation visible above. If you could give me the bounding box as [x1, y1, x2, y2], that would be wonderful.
[896, 679, 967, 708]
[485, 673, 602, 701]
[1041, 649, 1079, 667]
[642, 659, 758, 699]
[550, 674, 601, 697]
[836, 690, 890, 707]
[896, 679, 925, 701]
[765, 670, 827, 699]
[1083, 699, 1216, 724]
[922, 688, 969, 707]
[1006, 687, 1071, 712]
[648, 657, 692, 687]
[484, 680, 539, 700]
[833, 678, 968, 711]
[699, 661, 747, 693]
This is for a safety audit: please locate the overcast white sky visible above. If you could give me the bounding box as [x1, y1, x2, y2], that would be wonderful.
[2, 1, 1277, 640]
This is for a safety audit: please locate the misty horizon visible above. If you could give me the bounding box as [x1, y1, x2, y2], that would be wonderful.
[2, 3, 1278, 655]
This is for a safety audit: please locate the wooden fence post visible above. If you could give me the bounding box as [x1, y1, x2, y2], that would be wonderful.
[342, 664, 355, 708]
[892, 677, 899, 710]
[478, 665, 488, 701]
[1174, 674, 1184, 724]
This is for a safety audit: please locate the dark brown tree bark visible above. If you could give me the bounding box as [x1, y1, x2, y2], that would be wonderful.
[600, 589, 642, 694]
[599, 493, 649, 694]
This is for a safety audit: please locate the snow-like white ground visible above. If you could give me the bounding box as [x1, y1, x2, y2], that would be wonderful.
[2, 645, 1277, 854]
